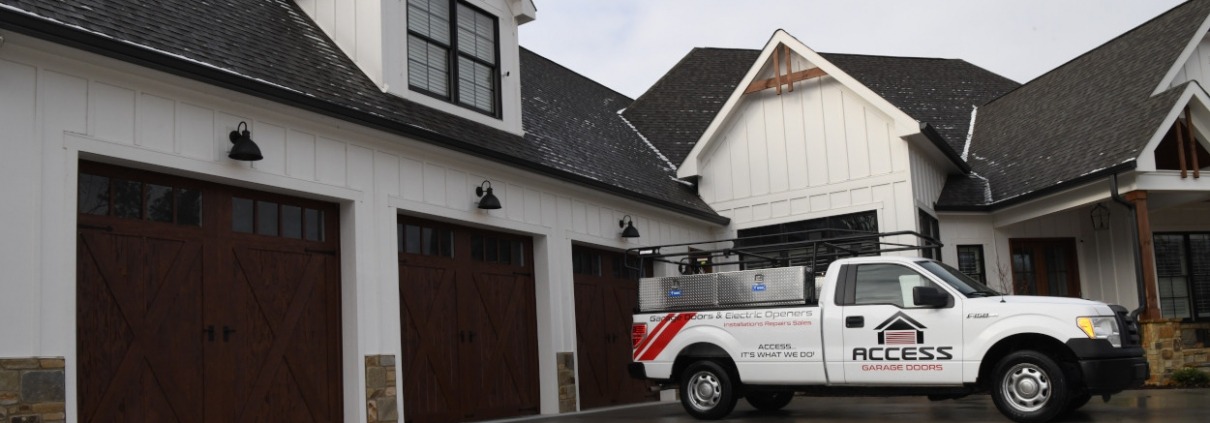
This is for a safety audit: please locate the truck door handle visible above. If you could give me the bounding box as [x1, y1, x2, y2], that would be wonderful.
[846, 316, 864, 328]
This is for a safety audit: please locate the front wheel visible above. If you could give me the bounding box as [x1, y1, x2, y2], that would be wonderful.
[990, 350, 1071, 423]
[680, 361, 739, 420]
[745, 390, 794, 411]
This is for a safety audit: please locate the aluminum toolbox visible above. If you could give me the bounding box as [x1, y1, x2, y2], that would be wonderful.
[638, 273, 717, 312]
[637, 266, 810, 312]
[717, 267, 808, 307]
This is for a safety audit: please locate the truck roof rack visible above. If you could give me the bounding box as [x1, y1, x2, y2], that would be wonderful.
[624, 229, 940, 277]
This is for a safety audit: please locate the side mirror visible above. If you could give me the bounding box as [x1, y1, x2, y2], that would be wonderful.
[913, 286, 949, 308]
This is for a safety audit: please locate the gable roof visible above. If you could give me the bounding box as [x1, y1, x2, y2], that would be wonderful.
[626, 46, 1018, 168]
[940, 0, 1210, 210]
[0, 0, 726, 223]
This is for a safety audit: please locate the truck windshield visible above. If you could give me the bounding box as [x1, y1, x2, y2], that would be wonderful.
[916, 260, 1002, 298]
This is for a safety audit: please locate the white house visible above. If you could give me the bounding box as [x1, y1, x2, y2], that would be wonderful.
[3, 1, 1210, 422]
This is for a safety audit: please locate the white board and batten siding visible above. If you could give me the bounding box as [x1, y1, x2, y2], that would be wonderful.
[698, 54, 919, 251]
[1168, 32, 1210, 90]
[0, 34, 715, 419]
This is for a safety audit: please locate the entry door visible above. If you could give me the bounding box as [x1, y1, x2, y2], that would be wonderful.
[573, 246, 657, 409]
[839, 263, 964, 385]
[398, 217, 539, 423]
[1010, 238, 1081, 297]
[76, 162, 342, 423]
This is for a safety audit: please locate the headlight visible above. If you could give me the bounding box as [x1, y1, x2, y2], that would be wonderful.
[1077, 316, 1121, 348]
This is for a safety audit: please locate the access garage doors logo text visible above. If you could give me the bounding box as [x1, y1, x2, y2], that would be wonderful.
[852, 311, 953, 361]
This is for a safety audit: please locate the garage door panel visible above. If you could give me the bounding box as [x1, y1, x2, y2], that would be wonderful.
[78, 230, 205, 423]
[400, 262, 462, 422]
[574, 281, 608, 407]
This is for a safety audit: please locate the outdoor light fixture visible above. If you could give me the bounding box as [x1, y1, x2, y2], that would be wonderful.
[1090, 202, 1110, 230]
[228, 121, 263, 161]
[619, 215, 640, 238]
[476, 180, 501, 209]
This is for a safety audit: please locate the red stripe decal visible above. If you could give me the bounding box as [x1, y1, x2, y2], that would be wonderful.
[632, 314, 674, 359]
[638, 312, 697, 361]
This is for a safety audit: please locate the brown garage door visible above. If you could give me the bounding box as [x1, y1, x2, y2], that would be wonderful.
[398, 216, 539, 423]
[76, 162, 342, 423]
[572, 246, 657, 409]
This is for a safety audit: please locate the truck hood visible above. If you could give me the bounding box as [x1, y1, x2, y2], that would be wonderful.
[967, 295, 1115, 314]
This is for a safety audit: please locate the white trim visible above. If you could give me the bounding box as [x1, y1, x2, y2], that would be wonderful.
[677, 29, 921, 179]
[1137, 84, 1210, 171]
[961, 106, 977, 161]
[1153, 13, 1210, 96]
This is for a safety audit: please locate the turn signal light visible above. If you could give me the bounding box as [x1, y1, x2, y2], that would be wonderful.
[631, 323, 647, 348]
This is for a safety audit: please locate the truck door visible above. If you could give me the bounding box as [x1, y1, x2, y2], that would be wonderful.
[837, 263, 963, 385]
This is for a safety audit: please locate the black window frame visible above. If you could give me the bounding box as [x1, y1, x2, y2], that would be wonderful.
[1154, 232, 1210, 321]
[918, 209, 941, 260]
[406, 0, 501, 117]
[956, 244, 987, 284]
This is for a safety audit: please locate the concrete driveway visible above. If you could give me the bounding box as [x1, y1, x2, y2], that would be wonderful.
[516, 389, 1208, 422]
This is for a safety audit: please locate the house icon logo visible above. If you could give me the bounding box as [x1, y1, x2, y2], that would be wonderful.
[874, 311, 926, 345]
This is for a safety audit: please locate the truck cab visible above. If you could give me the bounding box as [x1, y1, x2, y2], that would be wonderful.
[627, 231, 1147, 423]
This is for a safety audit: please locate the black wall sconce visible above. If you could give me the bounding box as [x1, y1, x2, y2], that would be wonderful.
[1090, 202, 1110, 230]
[476, 180, 501, 209]
[228, 121, 263, 161]
[619, 215, 640, 238]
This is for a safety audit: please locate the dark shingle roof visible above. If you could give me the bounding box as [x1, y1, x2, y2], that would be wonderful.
[520, 48, 709, 210]
[942, 0, 1210, 209]
[625, 47, 1019, 167]
[821, 53, 1019, 154]
[623, 48, 762, 166]
[0, 0, 724, 222]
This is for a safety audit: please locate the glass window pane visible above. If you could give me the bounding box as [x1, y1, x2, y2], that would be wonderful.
[422, 227, 434, 255]
[257, 201, 278, 236]
[112, 178, 142, 219]
[499, 239, 512, 264]
[407, 0, 450, 43]
[178, 188, 202, 226]
[408, 37, 449, 96]
[397, 223, 405, 253]
[514, 240, 524, 267]
[305, 209, 322, 241]
[471, 234, 483, 261]
[485, 237, 497, 262]
[457, 58, 494, 113]
[146, 184, 174, 223]
[282, 205, 302, 239]
[78, 173, 109, 216]
[440, 229, 453, 257]
[233, 197, 254, 233]
[405, 225, 421, 254]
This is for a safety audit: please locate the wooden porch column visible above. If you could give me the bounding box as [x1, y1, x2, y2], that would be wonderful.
[1125, 191, 1161, 321]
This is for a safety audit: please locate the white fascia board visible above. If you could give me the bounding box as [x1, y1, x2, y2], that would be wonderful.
[1136, 83, 1207, 171]
[512, 0, 537, 24]
[1153, 14, 1210, 96]
[677, 29, 920, 179]
[990, 174, 1137, 228]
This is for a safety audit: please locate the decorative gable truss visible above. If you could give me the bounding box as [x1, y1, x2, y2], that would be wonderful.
[1138, 84, 1210, 178]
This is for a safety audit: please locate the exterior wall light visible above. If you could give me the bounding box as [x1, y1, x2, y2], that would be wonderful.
[228, 121, 263, 161]
[619, 215, 640, 238]
[476, 180, 502, 209]
[1090, 203, 1110, 231]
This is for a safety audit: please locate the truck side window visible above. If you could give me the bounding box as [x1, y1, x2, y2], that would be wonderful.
[853, 263, 942, 308]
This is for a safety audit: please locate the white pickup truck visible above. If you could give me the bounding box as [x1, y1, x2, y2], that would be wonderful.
[626, 231, 1148, 423]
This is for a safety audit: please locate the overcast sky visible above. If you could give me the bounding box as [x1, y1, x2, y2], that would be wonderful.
[519, 0, 1186, 99]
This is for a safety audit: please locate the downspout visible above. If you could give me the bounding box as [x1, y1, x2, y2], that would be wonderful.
[1109, 174, 1147, 320]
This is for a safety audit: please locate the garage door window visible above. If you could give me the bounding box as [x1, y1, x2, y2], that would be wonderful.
[78, 172, 202, 227]
[232, 196, 325, 241]
[472, 234, 524, 266]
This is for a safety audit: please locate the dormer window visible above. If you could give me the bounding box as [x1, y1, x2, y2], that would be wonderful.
[407, 0, 499, 116]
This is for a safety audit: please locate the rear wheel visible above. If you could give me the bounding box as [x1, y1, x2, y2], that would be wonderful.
[680, 361, 738, 420]
[745, 390, 794, 411]
[990, 350, 1071, 423]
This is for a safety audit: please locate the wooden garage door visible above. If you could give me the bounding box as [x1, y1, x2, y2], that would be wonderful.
[398, 216, 539, 423]
[572, 246, 657, 409]
[76, 162, 342, 423]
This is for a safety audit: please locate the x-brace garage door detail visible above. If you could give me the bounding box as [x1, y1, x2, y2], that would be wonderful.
[76, 162, 342, 422]
[397, 216, 539, 423]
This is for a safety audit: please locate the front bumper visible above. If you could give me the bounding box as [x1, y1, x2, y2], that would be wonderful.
[1066, 338, 1149, 394]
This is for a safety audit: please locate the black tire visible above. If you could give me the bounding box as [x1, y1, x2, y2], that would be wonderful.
[679, 361, 739, 420]
[990, 350, 1071, 423]
[745, 390, 794, 411]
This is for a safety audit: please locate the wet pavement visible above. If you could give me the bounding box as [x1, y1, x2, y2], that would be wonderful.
[513, 389, 1209, 422]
